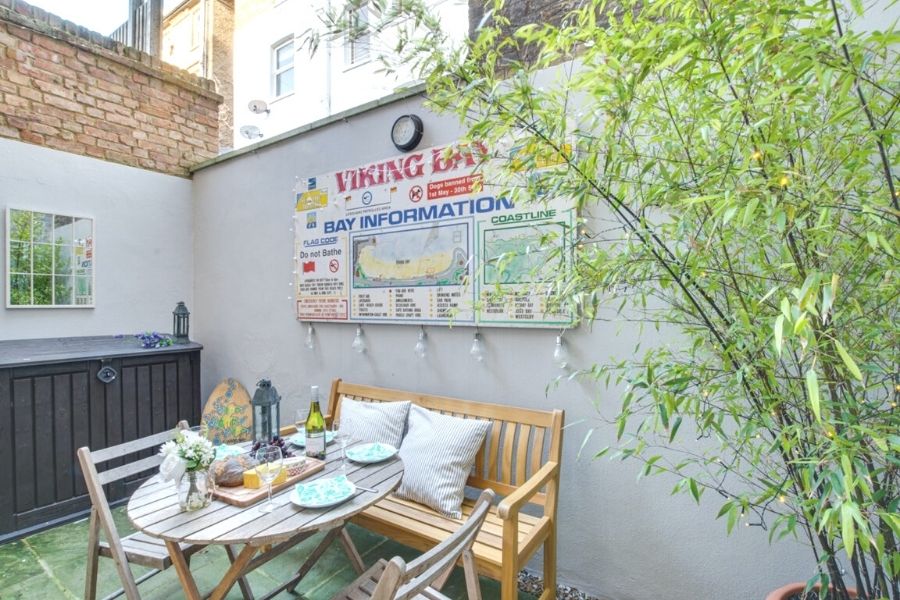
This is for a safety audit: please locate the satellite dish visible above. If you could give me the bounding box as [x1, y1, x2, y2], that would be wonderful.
[248, 99, 270, 114]
[240, 125, 263, 140]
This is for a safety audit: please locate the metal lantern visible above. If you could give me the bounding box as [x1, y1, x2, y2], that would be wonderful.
[173, 301, 190, 344]
[251, 379, 281, 443]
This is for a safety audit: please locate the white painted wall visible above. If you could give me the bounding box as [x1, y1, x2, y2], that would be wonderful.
[192, 96, 813, 599]
[0, 138, 194, 340]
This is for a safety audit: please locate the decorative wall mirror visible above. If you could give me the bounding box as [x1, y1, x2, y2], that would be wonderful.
[6, 208, 94, 308]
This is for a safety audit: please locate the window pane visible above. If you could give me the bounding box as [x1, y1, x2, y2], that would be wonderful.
[9, 209, 31, 241]
[9, 241, 31, 273]
[9, 274, 30, 305]
[276, 68, 294, 96]
[33, 243, 53, 274]
[33, 274, 52, 305]
[74, 244, 91, 274]
[276, 41, 294, 69]
[54, 244, 73, 275]
[54, 276, 74, 305]
[33, 211, 53, 243]
[75, 276, 93, 304]
[54, 215, 73, 244]
[73, 218, 92, 242]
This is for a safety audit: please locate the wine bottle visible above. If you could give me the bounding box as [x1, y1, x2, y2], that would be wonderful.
[305, 385, 326, 460]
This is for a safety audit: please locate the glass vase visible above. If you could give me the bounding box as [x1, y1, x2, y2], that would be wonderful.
[177, 469, 212, 511]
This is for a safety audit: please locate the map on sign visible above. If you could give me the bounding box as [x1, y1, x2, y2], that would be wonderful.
[483, 223, 563, 284]
[293, 142, 575, 327]
[353, 223, 468, 288]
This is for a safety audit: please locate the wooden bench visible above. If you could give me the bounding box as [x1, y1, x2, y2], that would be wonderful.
[324, 379, 564, 600]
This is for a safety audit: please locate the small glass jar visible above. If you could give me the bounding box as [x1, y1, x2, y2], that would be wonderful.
[177, 469, 213, 511]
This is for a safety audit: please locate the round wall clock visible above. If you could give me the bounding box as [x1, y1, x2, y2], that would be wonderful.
[390, 114, 424, 152]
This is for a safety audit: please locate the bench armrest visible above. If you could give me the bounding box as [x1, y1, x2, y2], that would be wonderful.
[497, 461, 559, 520]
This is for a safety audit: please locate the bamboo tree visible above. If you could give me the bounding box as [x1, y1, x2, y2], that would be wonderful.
[316, 1, 899, 597]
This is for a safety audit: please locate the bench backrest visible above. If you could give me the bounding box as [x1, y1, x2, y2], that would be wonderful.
[328, 379, 564, 504]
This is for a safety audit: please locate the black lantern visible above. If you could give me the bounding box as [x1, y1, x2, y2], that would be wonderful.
[251, 379, 281, 443]
[173, 301, 190, 344]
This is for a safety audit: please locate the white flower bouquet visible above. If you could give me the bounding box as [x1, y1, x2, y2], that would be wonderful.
[158, 429, 216, 482]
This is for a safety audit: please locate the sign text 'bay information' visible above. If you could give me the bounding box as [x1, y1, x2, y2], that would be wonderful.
[293, 142, 575, 327]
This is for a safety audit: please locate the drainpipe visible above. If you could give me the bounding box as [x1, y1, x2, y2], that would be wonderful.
[326, 0, 332, 115]
[201, 0, 210, 79]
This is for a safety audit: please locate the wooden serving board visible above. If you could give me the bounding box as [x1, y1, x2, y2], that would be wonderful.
[212, 457, 325, 508]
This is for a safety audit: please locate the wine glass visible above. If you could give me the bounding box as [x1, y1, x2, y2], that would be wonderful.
[332, 418, 350, 471]
[255, 444, 283, 513]
[295, 407, 308, 436]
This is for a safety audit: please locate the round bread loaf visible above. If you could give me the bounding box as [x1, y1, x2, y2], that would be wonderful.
[211, 455, 257, 487]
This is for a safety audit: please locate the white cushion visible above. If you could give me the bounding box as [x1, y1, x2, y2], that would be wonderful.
[396, 404, 491, 518]
[338, 397, 410, 448]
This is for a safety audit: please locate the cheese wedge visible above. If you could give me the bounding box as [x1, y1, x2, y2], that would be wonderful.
[242, 464, 288, 489]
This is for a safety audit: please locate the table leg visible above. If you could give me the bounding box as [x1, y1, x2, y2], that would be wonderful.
[164, 540, 202, 600]
[285, 527, 343, 593]
[226, 545, 256, 600]
[208, 545, 257, 600]
[339, 528, 365, 574]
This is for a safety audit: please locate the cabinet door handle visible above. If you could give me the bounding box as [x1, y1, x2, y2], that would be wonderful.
[97, 362, 117, 384]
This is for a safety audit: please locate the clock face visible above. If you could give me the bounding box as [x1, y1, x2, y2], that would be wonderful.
[391, 114, 423, 151]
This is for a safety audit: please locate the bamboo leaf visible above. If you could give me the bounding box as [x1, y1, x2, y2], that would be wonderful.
[806, 369, 821, 421]
[834, 340, 863, 381]
[688, 478, 700, 503]
[668, 415, 682, 442]
[821, 284, 833, 324]
[741, 197, 759, 227]
[866, 231, 878, 250]
[841, 503, 856, 559]
[774, 315, 784, 355]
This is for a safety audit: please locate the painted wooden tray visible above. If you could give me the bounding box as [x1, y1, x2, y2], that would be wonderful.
[212, 457, 325, 508]
[202, 378, 253, 445]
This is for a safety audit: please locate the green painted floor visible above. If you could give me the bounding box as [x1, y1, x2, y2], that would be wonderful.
[0, 507, 533, 599]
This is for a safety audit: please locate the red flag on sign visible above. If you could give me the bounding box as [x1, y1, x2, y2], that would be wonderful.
[302, 261, 315, 273]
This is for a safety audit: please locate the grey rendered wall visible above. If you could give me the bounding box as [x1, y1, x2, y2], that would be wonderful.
[191, 95, 812, 599]
[0, 138, 194, 340]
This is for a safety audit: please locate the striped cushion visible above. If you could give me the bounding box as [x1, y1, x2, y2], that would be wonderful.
[396, 405, 491, 518]
[339, 397, 410, 448]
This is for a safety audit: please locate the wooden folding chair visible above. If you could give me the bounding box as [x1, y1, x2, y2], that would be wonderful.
[331, 489, 496, 600]
[77, 422, 252, 600]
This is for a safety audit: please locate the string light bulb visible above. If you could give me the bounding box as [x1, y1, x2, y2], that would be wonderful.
[552, 331, 569, 369]
[304, 323, 315, 350]
[351, 324, 366, 353]
[470, 329, 485, 362]
[414, 326, 427, 359]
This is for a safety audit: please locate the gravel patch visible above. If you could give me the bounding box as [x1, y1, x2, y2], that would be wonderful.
[518, 570, 602, 600]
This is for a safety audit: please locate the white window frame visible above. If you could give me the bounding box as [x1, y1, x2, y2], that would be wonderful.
[5, 207, 95, 309]
[272, 37, 295, 100]
[344, 3, 371, 67]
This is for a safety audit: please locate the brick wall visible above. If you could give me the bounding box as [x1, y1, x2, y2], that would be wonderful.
[0, 0, 223, 176]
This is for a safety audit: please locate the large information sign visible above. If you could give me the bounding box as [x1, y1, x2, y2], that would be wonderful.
[294, 142, 574, 328]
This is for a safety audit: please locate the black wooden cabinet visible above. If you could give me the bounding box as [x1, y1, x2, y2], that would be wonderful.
[0, 337, 202, 542]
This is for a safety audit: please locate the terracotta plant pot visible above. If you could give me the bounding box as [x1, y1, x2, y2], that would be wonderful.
[766, 583, 858, 600]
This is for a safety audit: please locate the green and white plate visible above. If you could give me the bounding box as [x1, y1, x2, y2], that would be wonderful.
[290, 475, 356, 509]
[214, 444, 245, 460]
[345, 442, 398, 464]
[288, 429, 335, 447]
